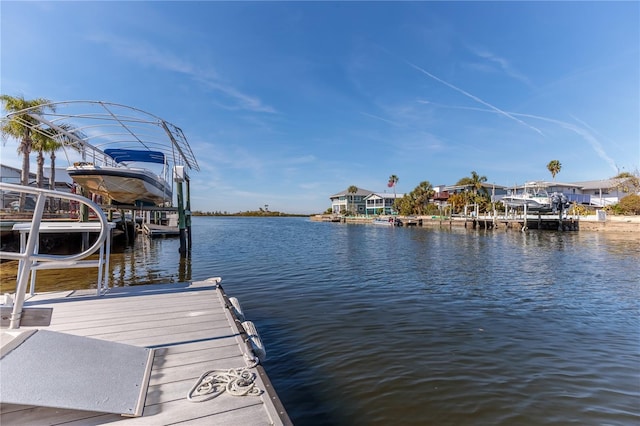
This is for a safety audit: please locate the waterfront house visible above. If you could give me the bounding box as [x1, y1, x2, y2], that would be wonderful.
[570, 177, 640, 207]
[363, 192, 404, 215]
[434, 183, 508, 206]
[1, 164, 73, 210]
[502, 180, 637, 207]
[330, 187, 374, 215]
[1, 164, 35, 185]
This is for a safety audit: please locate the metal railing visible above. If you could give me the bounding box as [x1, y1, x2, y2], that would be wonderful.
[0, 182, 110, 329]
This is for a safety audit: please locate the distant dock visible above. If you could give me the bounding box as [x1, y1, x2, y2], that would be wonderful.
[314, 214, 640, 233]
[143, 223, 180, 238]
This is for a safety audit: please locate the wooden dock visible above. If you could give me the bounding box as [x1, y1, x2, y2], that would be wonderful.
[143, 223, 180, 238]
[416, 215, 581, 231]
[0, 279, 292, 425]
[469, 217, 579, 231]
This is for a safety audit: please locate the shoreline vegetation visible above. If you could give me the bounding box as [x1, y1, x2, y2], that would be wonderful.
[311, 213, 640, 233]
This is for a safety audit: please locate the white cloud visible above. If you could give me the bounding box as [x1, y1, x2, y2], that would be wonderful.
[88, 33, 276, 114]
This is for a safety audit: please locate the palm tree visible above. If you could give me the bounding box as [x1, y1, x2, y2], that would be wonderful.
[37, 123, 83, 191]
[456, 171, 489, 214]
[0, 95, 54, 210]
[31, 130, 61, 189]
[456, 171, 488, 194]
[412, 181, 434, 215]
[30, 126, 66, 210]
[547, 160, 562, 180]
[347, 185, 358, 215]
[388, 174, 399, 207]
[388, 175, 399, 214]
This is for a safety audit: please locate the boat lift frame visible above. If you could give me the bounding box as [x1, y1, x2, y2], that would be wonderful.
[3, 100, 200, 256]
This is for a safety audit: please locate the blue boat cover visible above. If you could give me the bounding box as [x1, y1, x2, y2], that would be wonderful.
[104, 149, 166, 164]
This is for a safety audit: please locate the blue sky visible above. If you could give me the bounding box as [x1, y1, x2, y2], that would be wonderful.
[1, 1, 638, 214]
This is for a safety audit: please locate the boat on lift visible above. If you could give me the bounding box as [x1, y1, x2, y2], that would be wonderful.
[501, 182, 569, 212]
[67, 149, 172, 206]
[501, 182, 552, 211]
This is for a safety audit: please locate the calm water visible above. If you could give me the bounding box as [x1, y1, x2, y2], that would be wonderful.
[4, 217, 640, 425]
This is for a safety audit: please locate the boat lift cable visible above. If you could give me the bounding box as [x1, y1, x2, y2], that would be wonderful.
[24, 113, 99, 162]
[100, 101, 150, 151]
[160, 120, 199, 171]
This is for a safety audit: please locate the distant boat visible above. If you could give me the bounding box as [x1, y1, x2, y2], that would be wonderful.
[67, 149, 172, 206]
[372, 217, 396, 226]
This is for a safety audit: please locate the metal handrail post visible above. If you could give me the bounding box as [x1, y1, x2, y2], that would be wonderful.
[9, 191, 47, 329]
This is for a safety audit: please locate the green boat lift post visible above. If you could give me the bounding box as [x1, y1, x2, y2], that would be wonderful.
[186, 177, 192, 251]
[174, 165, 191, 257]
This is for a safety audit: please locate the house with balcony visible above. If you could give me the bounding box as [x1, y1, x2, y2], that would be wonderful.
[330, 187, 374, 215]
[500, 179, 637, 207]
[433, 183, 508, 206]
[364, 192, 404, 215]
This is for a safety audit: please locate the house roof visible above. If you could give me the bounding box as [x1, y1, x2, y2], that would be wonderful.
[1, 163, 36, 178]
[443, 182, 508, 191]
[364, 192, 405, 200]
[570, 178, 636, 190]
[330, 188, 374, 198]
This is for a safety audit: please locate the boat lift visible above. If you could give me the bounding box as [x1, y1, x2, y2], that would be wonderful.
[3, 100, 200, 256]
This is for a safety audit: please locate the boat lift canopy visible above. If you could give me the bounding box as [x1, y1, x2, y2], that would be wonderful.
[2, 100, 199, 172]
[104, 148, 166, 165]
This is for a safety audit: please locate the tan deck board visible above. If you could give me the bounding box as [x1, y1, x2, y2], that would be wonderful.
[45, 298, 229, 320]
[0, 404, 114, 426]
[47, 313, 229, 337]
[0, 280, 289, 425]
[152, 344, 241, 369]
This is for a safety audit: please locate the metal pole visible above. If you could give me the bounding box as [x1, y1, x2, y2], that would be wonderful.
[80, 188, 89, 250]
[10, 192, 47, 329]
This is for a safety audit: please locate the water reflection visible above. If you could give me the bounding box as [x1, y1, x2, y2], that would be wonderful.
[0, 234, 192, 293]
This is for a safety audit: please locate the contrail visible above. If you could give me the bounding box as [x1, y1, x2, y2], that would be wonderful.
[420, 101, 618, 173]
[407, 61, 545, 137]
[360, 112, 401, 127]
[520, 113, 618, 172]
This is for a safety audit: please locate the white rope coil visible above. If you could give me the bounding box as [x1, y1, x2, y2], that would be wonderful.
[187, 367, 262, 403]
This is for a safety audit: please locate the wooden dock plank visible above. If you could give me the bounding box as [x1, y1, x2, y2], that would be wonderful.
[50, 315, 230, 339]
[46, 305, 228, 331]
[0, 405, 115, 426]
[151, 344, 241, 369]
[0, 280, 290, 425]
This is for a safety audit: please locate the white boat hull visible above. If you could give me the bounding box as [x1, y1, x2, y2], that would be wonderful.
[372, 218, 396, 226]
[501, 196, 550, 210]
[67, 165, 172, 206]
